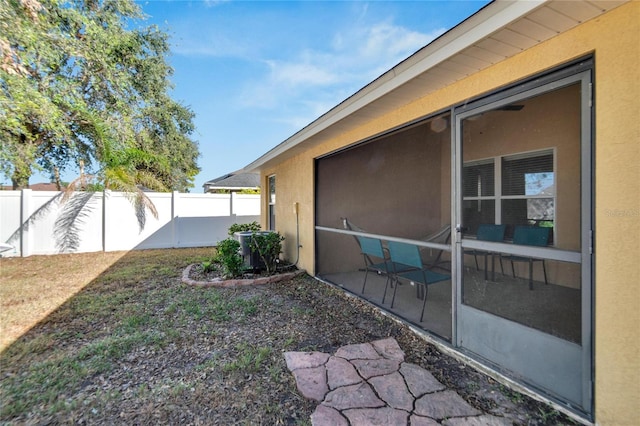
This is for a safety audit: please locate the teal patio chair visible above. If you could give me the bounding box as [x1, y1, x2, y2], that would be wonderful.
[504, 225, 550, 290]
[356, 236, 391, 298]
[464, 224, 506, 280]
[418, 224, 452, 272]
[387, 241, 451, 322]
[343, 217, 451, 271]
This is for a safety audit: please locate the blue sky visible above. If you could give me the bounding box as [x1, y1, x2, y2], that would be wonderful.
[29, 0, 491, 191]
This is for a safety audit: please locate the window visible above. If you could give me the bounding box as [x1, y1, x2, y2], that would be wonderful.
[268, 175, 276, 230]
[463, 150, 555, 243]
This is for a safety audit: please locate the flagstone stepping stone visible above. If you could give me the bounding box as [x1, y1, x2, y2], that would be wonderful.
[323, 382, 385, 410]
[414, 390, 481, 420]
[310, 404, 348, 426]
[410, 414, 441, 426]
[292, 365, 328, 402]
[326, 356, 362, 389]
[342, 407, 409, 425]
[284, 351, 330, 371]
[335, 342, 380, 360]
[284, 338, 510, 426]
[351, 358, 400, 379]
[371, 337, 405, 361]
[400, 362, 446, 397]
[442, 415, 514, 426]
[368, 372, 414, 411]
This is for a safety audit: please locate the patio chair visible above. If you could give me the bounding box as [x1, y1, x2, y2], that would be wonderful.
[503, 225, 549, 290]
[342, 217, 387, 264]
[342, 217, 451, 271]
[417, 224, 451, 272]
[387, 241, 451, 322]
[344, 220, 414, 301]
[463, 224, 506, 280]
[355, 236, 390, 294]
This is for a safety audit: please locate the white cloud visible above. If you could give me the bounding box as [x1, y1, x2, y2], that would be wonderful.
[266, 58, 338, 87]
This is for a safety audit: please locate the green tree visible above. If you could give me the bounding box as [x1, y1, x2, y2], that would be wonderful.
[0, 0, 200, 191]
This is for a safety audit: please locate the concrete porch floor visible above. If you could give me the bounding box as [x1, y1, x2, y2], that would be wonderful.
[321, 266, 581, 344]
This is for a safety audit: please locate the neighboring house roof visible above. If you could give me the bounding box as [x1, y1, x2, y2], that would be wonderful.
[242, 0, 627, 173]
[29, 182, 64, 191]
[202, 172, 260, 193]
[1, 182, 64, 191]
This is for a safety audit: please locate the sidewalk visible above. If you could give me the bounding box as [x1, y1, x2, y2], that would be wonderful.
[285, 337, 512, 425]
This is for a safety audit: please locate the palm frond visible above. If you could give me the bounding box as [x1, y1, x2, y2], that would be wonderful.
[4, 192, 63, 246]
[53, 192, 95, 253]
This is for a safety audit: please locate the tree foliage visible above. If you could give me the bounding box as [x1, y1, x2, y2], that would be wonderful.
[0, 0, 200, 191]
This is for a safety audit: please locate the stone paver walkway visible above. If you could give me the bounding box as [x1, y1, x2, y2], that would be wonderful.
[285, 338, 511, 425]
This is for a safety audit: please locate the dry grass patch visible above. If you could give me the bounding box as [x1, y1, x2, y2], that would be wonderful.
[0, 251, 131, 351]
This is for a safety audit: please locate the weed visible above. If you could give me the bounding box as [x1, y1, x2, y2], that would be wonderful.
[499, 384, 524, 404]
[223, 344, 272, 374]
[292, 306, 311, 316]
[119, 313, 152, 333]
[201, 259, 216, 273]
[196, 354, 221, 371]
[465, 381, 480, 393]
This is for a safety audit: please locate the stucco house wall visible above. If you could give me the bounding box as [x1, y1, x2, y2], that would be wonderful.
[256, 3, 639, 424]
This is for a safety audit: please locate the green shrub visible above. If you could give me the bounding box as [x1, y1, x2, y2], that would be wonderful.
[250, 232, 285, 275]
[215, 238, 244, 278]
[228, 221, 261, 236]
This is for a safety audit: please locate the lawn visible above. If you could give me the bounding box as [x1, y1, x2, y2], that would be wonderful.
[0, 248, 576, 424]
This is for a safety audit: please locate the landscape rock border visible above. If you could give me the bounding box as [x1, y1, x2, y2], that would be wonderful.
[181, 264, 306, 288]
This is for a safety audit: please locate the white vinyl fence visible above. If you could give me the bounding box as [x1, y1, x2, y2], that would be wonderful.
[0, 190, 260, 257]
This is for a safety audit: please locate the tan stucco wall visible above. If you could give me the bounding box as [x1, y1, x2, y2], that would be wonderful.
[260, 3, 639, 423]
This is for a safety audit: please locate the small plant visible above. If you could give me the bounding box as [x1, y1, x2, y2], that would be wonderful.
[201, 259, 216, 273]
[228, 221, 261, 236]
[250, 232, 285, 275]
[215, 238, 244, 278]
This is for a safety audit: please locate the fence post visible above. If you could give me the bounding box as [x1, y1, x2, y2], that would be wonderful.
[20, 189, 32, 257]
[172, 191, 179, 248]
[102, 189, 108, 252]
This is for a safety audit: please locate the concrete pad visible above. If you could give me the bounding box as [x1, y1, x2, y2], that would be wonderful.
[371, 337, 405, 361]
[284, 351, 330, 371]
[342, 407, 409, 426]
[323, 382, 385, 410]
[368, 372, 414, 411]
[326, 356, 363, 389]
[414, 390, 481, 420]
[400, 362, 446, 397]
[310, 404, 348, 426]
[292, 365, 328, 402]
